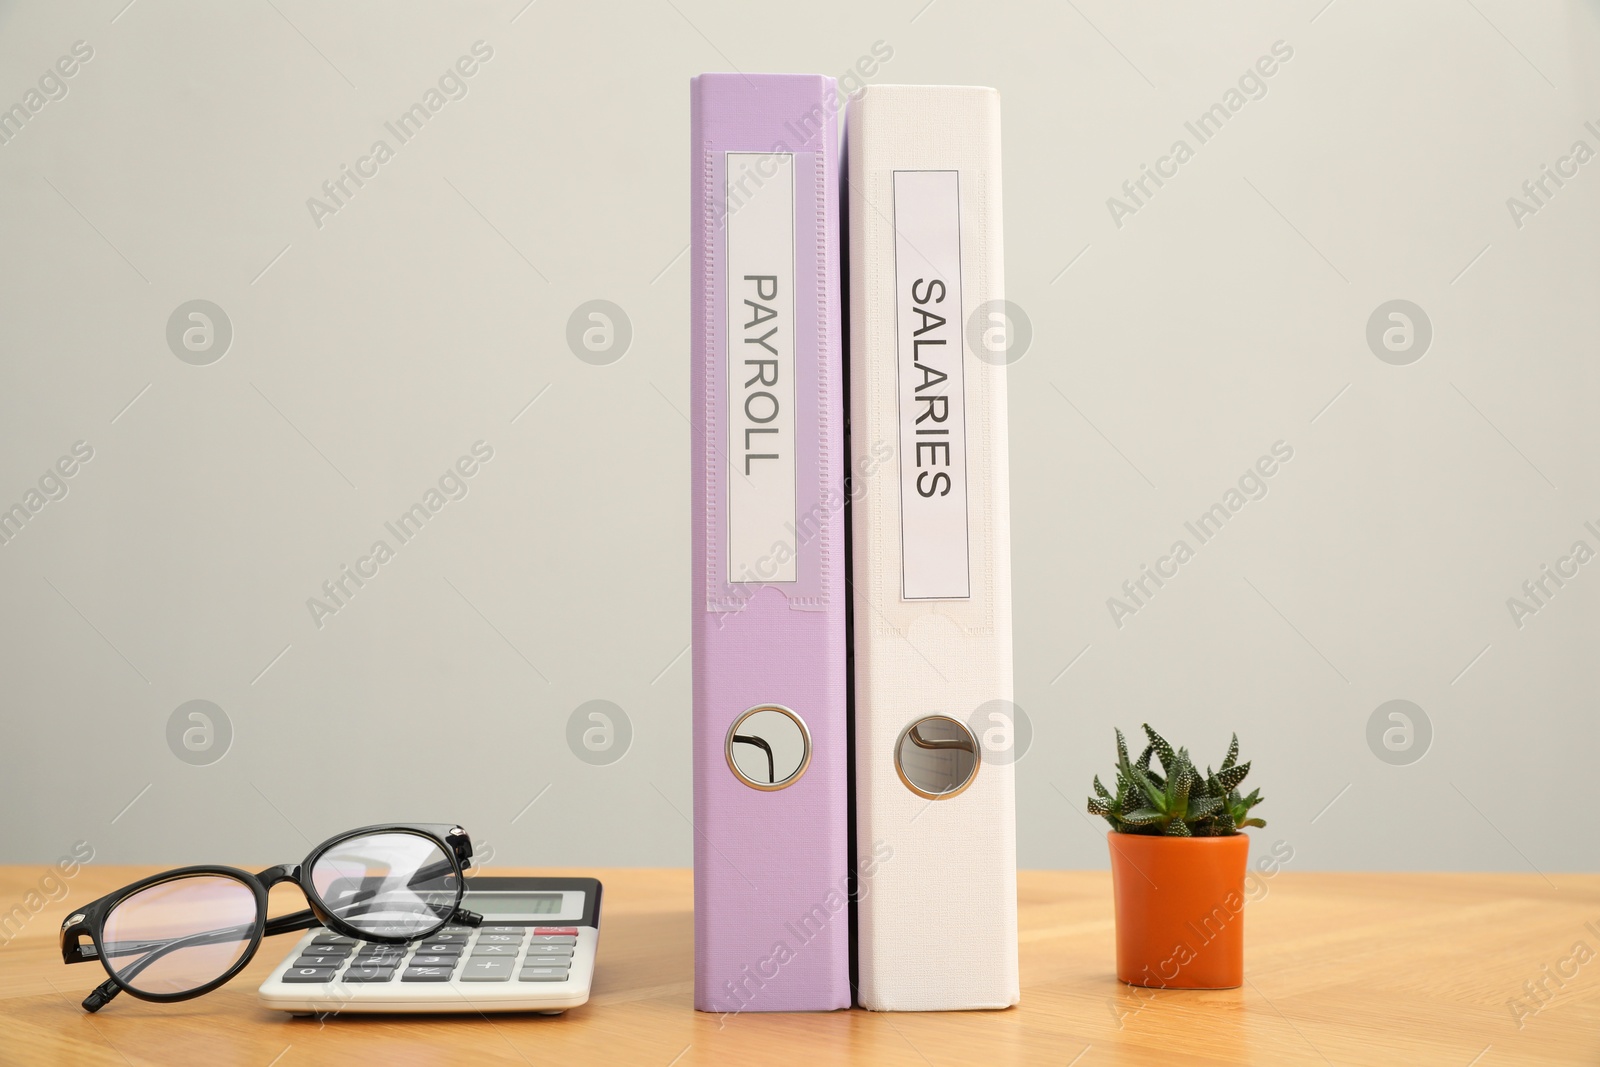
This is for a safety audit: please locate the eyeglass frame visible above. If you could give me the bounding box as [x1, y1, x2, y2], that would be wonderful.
[60, 822, 480, 1012]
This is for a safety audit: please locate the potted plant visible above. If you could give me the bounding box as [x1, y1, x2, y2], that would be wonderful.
[1086, 724, 1266, 989]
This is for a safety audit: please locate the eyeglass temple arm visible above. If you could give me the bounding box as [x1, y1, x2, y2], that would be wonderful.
[83, 885, 472, 965]
[309, 883, 481, 927]
[82, 980, 120, 1013]
[267, 858, 473, 923]
[81, 901, 379, 966]
[81, 896, 475, 1014]
[402, 858, 484, 926]
[89, 894, 467, 972]
[310, 883, 480, 927]
[408, 857, 463, 887]
[78, 896, 322, 972]
[82, 919, 264, 1013]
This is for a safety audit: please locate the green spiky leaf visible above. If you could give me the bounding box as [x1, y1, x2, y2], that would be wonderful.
[1130, 766, 1165, 810]
[1169, 760, 1192, 807]
[1188, 795, 1223, 819]
[1216, 761, 1250, 792]
[1092, 726, 1264, 837]
[1143, 724, 1176, 774]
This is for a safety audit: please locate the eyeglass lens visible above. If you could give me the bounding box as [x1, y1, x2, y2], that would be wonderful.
[100, 874, 258, 996]
[309, 831, 458, 939]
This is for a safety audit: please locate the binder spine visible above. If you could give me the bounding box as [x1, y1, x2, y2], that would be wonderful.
[847, 84, 1019, 1012]
[692, 73, 850, 1014]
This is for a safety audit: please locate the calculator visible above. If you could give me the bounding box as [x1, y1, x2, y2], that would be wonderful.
[258, 876, 601, 1015]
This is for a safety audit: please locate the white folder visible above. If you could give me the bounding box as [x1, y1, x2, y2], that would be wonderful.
[846, 84, 1018, 1011]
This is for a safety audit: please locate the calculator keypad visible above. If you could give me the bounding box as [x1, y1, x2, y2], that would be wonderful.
[286, 926, 578, 986]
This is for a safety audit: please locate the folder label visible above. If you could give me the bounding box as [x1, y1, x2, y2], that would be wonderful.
[893, 169, 970, 601]
[726, 152, 798, 584]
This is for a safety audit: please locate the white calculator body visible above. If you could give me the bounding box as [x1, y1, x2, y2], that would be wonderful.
[258, 876, 601, 1015]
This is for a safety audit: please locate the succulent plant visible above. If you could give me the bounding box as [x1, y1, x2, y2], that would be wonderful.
[1087, 724, 1265, 837]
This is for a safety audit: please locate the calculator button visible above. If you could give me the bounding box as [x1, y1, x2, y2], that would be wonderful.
[524, 944, 575, 957]
[292, 954, 349, 969]
[442, 925, 475, 934]
[470, 944, 520, 957]
[518, 966, 569, 982]
[527, 934, 577, 946]
[419, 932, 468, 944]
[311, 934, 357, 946]
[475, 933, 525, 945]
[402, 966, 455, 982]
[341, 967, 397, 983]
[409, 954, 460, 968]
[478, 926, 525, 934]
[282, 966, 338, 983]
[460, 958, 515, 982]
[414, 943, 465, 956]
[532, 927, 578, 935]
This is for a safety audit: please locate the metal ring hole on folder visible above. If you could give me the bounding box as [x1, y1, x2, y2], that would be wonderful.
[895, 715, 980, 800]
[726, 705, 811, 791]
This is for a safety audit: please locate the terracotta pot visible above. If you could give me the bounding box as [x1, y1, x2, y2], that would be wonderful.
[1107, 831, 1249, 989]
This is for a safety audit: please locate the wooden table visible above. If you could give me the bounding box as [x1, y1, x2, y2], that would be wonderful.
[1, 867, 1595, 1065]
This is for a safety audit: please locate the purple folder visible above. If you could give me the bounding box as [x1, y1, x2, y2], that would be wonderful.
[691, 73, 849, 1013]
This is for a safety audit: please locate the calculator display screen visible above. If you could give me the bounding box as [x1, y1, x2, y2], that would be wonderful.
[467, 892, 565, 915]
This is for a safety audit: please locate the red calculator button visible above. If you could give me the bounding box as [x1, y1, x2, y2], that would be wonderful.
[533, 927, 578, 936]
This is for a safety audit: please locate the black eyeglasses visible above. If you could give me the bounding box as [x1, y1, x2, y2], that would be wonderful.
[60, 823, 481, 1012]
